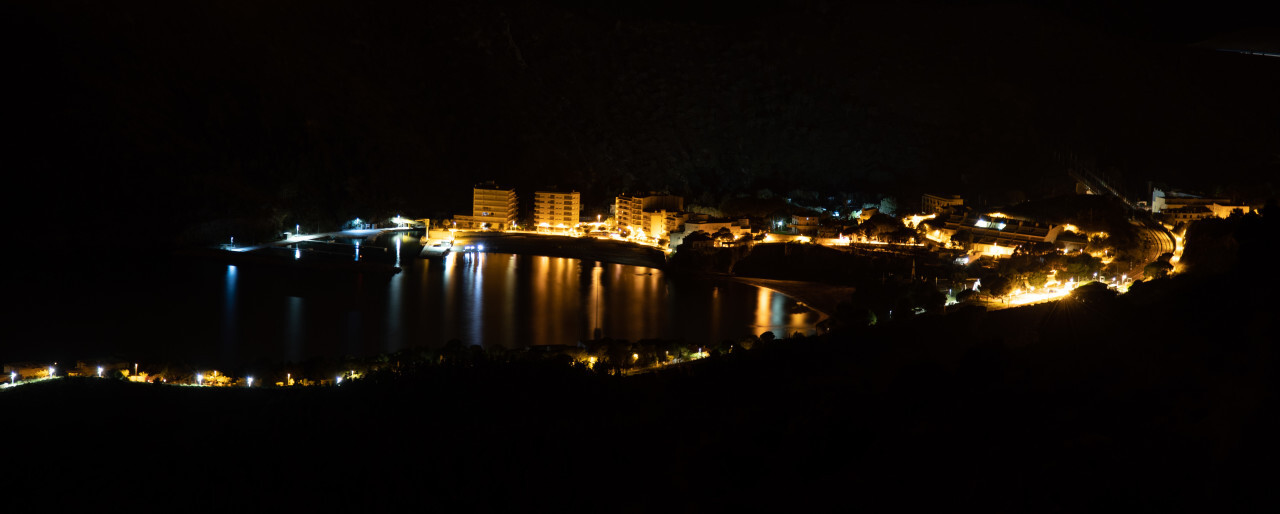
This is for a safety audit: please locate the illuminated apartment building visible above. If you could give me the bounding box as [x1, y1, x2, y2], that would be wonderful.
[614, 195, 644, 230]
[534, 189, 581, 233]
[613, 192, 688, 243]
[454, 181, 518, 230]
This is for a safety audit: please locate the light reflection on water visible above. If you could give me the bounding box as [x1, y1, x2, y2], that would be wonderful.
[286, 296, 303, 363]
[78, 239, 818, 366]
[222, 265, 238, 364]
[401, 252, 815, 348]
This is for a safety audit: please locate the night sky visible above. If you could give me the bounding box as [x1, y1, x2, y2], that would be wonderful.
[10, 0, 1279, 252]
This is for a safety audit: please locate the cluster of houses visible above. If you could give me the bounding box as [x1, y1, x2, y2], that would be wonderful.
[1149, 188, 1251, 224]
[443, 181, 1253, 260]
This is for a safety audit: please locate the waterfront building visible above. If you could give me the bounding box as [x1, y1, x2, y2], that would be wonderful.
[613, 192, 688, 244]
[671, 218, 751, 248]
[454, 181, 518, 230]
[534, 189, 581, 234]
[648, 210, 686, 242]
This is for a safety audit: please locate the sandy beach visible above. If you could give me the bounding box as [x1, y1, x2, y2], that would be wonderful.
[448, 231, 854, 321]
[450, 231, 667, 268]
[727, 276, 856, 321]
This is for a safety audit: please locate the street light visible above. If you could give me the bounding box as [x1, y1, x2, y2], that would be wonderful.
[247, 377, 254, 387]
[97, 366, 103, 378]
[197, 374, 204, 386]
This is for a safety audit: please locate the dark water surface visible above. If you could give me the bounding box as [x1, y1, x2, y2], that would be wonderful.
[10, 232, 816, 366]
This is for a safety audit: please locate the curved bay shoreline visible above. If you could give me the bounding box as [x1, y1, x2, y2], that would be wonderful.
[451, 231, 851, 321]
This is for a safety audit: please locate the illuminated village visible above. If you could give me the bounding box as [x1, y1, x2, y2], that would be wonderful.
[5, 176, 1255, 390]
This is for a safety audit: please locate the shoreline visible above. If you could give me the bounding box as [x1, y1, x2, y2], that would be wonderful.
[450, 231, 851, 323]
[451, 231, 667, 269]
[725, 276, 855, 323]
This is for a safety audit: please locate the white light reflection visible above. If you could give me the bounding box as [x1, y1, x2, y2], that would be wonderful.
[285, 296, 303, 363]
[386, 251, 404, 352]
[223, 265, 239, 360]
[469, 251, 485, 347]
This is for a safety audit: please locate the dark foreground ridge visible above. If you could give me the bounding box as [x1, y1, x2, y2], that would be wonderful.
[10, 280, 1278, 510]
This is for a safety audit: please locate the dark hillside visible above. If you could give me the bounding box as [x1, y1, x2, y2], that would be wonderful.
[12, 0, 1278, 252]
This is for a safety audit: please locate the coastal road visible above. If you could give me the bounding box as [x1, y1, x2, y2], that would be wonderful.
[1132, 218, 1176, 274]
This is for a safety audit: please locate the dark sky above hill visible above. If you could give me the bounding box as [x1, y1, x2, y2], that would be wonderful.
[10, 0, 1279, 247]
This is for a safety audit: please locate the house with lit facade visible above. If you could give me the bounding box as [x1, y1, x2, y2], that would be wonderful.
[670, 217, 752, 248]
[921, 193, 964, 214]
[533, 189, 581, 234]
[942, 211, 1063, 258]
[790, 215, 820, 236]
[1152, 188, 1250, 222]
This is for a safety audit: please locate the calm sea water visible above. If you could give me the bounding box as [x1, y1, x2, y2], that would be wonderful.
[10, 232, 816, 367]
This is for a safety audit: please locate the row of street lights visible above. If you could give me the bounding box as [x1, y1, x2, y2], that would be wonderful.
[1, 364, 346, 389]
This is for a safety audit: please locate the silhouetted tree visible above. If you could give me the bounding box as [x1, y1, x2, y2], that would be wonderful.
[1143, 259, 1174, 280]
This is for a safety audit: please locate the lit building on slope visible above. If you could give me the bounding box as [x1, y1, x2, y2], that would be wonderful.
[942, 211, 1064, 258]
[1151, 188, 1250, 223]
[614, 195, 644, 231]
[614, 193, 688, 244]
[921, 193, 964, 214]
